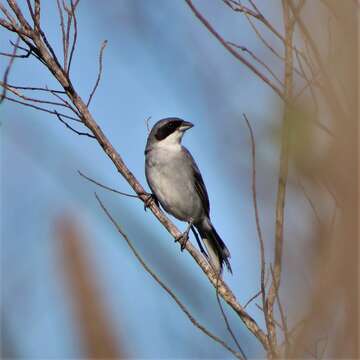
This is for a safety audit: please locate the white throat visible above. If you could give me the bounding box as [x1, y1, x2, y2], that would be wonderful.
[154, 130, 183, 151]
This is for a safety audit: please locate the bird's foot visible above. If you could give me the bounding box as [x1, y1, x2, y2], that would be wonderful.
[175, 222, 193, 251]
[141, 192, 159, 211]
[175, 232, 189, 251]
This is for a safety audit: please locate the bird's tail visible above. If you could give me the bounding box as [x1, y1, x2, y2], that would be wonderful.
[196, 219, 232, 274]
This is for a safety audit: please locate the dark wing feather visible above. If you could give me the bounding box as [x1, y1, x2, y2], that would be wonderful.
[184, 148, 210, 216]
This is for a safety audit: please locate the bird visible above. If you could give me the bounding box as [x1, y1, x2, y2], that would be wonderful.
[145, 117, 232, 274]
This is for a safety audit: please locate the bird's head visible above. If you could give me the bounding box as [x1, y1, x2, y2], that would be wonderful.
[146, 117, 193, 151]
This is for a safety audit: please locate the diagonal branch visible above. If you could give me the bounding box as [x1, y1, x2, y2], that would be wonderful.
[95, 193, 244, 360]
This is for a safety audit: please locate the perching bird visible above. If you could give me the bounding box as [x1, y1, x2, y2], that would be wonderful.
[145, 117, 232, 273]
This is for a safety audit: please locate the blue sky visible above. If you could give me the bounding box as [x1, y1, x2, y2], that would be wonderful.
[0, 1, 314, 358]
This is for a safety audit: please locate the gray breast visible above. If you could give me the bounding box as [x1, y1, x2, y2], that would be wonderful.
[146, 147, 204, 222]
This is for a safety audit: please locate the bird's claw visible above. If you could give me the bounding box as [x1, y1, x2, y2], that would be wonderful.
[142, 193, 159, 211]
[175, 232, 189, 252]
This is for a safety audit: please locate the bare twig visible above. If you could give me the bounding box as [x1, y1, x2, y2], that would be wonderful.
[243, 289, 262, 310]
[78, 170, 139, 199]
[50, 88, 81, 116]
[1, 81, 73, 109]
[8, 40, 44, 63]
[0, 36, 19, 104]
[54, 110, 95, 138]
[56, 0, 67, 68]
[0, 45, 31, 58]
[95, 193, 244, 359]
[87, 40, 107, 107]
[228, 42, 283, 87]
[215, 275, 247, 359]
[243, 113, 270, 349]
[66, 0, 79, 74]
[222, 0, 260, 18]
[185, 0, 284, 101]
[4, 83, 65, 93]
[3, 95, 80, 122]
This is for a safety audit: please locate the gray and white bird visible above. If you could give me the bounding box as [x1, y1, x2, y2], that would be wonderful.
[145, 117, 232, 273]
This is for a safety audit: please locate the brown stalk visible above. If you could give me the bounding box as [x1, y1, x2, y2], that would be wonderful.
[265, 1, 295, 356]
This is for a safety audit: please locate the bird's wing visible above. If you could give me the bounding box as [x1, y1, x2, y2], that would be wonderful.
[183, 147, 210, 216]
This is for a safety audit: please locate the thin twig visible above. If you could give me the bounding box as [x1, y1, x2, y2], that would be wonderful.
[222, 0, 260, 18]
[0, 36, 19, 104]
[8, 40, 44, 63]
[54, 110, 95, 138]
[56, 0, 66, 69]
[243, 289, 262, 309]
[239, 2, 312, 85]
[3, 95, 80, 122]
[246, 0, 309, 65]
[1, 81, 72, 108]
[215, 275, 247, 360]
[0, 44, 31, 58]
[78, 170, 139, 199]
[185, 0, 284, 101]
[4, 83, 65, 93]
[49, 87, 82, 116]
[66, 0, 79, 75]
[87, 40, 107, 107]
[228, 42, 283, 87]
[95, 193, 244, 359]
[243, 113, 269, 344]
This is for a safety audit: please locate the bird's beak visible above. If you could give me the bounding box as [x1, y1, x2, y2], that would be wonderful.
[180, 121, 194, 131]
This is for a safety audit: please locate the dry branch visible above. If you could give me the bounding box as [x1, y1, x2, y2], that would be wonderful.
[96, 194, 245, 360]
